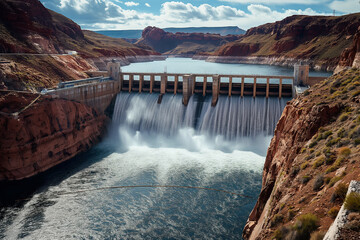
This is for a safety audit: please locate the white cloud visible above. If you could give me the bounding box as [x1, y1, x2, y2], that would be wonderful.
[59, 0, 90, 13]
[242, 4, 323, 29]
[124, 1, 139, 7]
[145, 3, 151, 7]
[220, 0, 328, 4]
[329, 0, 360, 13]
[161, 2, 245, 22]
[55, 0, 326, 30]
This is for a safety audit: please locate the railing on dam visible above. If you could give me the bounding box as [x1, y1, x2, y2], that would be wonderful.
[119, 72, 294, 105]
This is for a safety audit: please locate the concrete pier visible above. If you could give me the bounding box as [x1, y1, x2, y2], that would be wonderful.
[183, 74, 194, 106]
[212, 75, 220, 106]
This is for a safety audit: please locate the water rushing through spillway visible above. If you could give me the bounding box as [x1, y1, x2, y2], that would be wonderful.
[112, 93, 289, 154]
[0, 93, 290, 240]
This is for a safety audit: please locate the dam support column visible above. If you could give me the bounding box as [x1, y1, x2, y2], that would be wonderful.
[161, 74, 167, 94]
[228, 77, 232, 97]
[183, 74, 194, 106]
[212, 75, 220, 106]
[253, 77, 257, 98]
[174, 75, 179, 95]
[139, 74, 143, 93]
[294, 63, 309, 86]
[203, 76, 207, 96]
[150, 75, 154, 93]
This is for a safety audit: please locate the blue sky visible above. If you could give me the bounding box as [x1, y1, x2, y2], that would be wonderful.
[40, 0, 360, 30]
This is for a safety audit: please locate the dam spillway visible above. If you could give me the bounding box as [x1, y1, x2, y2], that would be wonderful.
[112, 92, 290, 153]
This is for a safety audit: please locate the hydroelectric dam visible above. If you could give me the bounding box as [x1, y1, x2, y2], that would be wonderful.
[47, 60, 324, 113]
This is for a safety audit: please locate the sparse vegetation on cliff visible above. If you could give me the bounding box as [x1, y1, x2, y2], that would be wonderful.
[243, 68, 360, 240]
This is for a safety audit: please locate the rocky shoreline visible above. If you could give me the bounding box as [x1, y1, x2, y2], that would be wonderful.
[193, 55, 336, 72]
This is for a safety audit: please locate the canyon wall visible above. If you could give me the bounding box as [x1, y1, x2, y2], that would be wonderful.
[243, 68, 360, 239]
[335, 26, 360, 72]
[209, 13, 360, 71]
[0, 92, 107, 180]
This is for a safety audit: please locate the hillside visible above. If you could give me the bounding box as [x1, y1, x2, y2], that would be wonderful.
[243, 68, 360, 239]
[211, 14, 360, 71]
[0, 0, 159, 91]
[0, 0, 156, 57]
[96, 26, 245, 40]
[136, 26, 242, 54]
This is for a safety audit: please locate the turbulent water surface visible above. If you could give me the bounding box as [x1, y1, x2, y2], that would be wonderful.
[0, 60, 300, 239]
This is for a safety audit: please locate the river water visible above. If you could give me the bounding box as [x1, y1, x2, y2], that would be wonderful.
[0, 59, 331, 239]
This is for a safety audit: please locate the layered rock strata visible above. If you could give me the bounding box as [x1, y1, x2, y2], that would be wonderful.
[0, 92, 107, 180]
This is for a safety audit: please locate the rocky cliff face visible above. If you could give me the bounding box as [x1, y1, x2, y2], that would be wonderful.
[212, 13, 360, 71]
[136, 26, 242, 54]
[0, 92, 107, 180]
[243, 68, 360, 239]
[0, 0, 156, 58]
[336, 26, 360, 72]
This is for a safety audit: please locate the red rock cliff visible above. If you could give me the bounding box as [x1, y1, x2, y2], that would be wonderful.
[243, 69, 360, 239]
[336, 26, 360, 72]
[212, 13, 360, 71]
[0, 92, 107, 180]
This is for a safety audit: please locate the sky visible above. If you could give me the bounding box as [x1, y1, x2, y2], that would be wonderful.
[40, 0, 360, 30]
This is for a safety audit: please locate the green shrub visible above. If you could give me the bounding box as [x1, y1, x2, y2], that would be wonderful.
[328, 176, 342, 187]
[324, 177, 331, 184]
[310, 231, 325, 240]
[326, 137, 341, 147]
[292, 214, 320, 240]
[337, 128, 347, 138]
[302, 175, 311, 184]
[352, 89, 360, 97]
[331, 183, 348, 202]
[301, 162, 309, 170]
[312, 157, 325, 169]
[344, 192, 360, 212]
[325, 157, 345, 174]
[350, 127, 360, 139]
[309, 140, 318, 148]
[354, 138, 360, 145]
[313, 175, 324, 191]
[271, 214, 284, 228]
[288, 209, 296, 221]
[325, 152, 337, 165]
[338, 147, 351, 157]
[327, 206, 340, 218]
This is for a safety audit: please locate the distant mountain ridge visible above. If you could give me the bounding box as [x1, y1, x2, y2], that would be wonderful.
[210, 13, 360, 71]
[96, 26, 245, 39]
[135, 26, 242, 55]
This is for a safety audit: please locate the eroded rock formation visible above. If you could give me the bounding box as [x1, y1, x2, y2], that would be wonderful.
[0, 92, 107, 180]
[243, 68, 360, 239]
[210, 13, 360, 71]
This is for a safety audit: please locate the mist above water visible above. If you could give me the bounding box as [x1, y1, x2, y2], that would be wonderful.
[111, 93, 289, 156]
